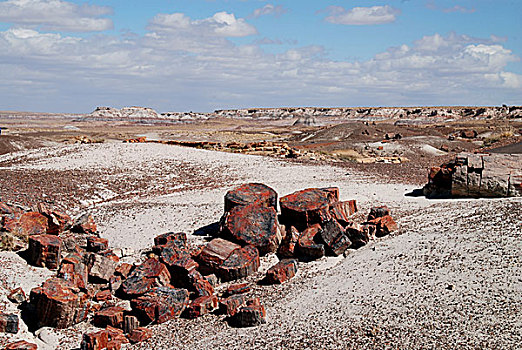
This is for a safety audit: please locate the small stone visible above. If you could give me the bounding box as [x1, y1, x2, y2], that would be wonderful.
[185, 295, 219, 318]
[345, 223, 371, 248]
[127, 327, 153, 344]
[153, 231, 187, 247]
[7, 287, 26, 304]
[367, 206, 390, 221]
[187, 270, 214, 297]
[93, 306, 125, 328]
[219, 294, 247, 316]
[277, 226, 300, 258]
[58, 253, 88, 290]
[81, 329, 109, 350]
[0, 313, 19, 333]
[115, 263, 133, 278]
[265, 259, 297, 284]
[368, 215, 397, 237]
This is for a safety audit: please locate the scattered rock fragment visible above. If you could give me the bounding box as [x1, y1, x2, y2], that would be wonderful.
[329, 200, 357, 226]
[296, 224, 324, 261]
[120, 258, 171, 297]
[0, 312, 19, 333]
[265, 259, 297, 284]
[87, 236, 109, 253]
[5, 340, 38, 350]
[131, 287, 189, 324]
[27, 234, 62, 270]
[185, 295, 219, 318]
[319, 219, 351, 256]
[8, 287, 26, 304]
[196, 238, 240, 275]
[217, 245, 260, 282]
[124, 315, 139, 334]
[277, 225, 300, 258]
[127, 327, 153, 344]
[224, 283, 250, 297]
[228, 298, 266, 328]
[280, 188, 337, 231]
[93, 306, 125, 328]
[71, 213, 97, 234]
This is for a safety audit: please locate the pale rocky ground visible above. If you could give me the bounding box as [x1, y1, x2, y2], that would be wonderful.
[0, 143, 521, 349]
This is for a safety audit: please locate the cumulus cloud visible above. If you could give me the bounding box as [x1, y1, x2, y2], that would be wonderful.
[251, 4, 287, 18]
[0, 0, 113, 32]
[148, 11, 257, 38]
[324, 5, 400, 25]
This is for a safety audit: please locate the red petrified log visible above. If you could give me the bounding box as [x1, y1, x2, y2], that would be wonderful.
[5, 340, 38, 350]
[8, 212, 49, 236]
[131, 287, 189, 324]
[27, 234, 62, 270]
[228, 302, 266, 327]
[224, 183, 278, 212]
[319, 219, 351, 256]
[218, 245, 260, 282]
[296, 224, 324, 260]
[30, 277, 90, 329]
[80, 330, 109, 350]
[185, 295, 219, 318]
[120, 258, 171, 297]
[280, 188, 336, 231]
[368, 215, 397, 237]
[221, 203, 282, 255]
[265, 259, 298, 284]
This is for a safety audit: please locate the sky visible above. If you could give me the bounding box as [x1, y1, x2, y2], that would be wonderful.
[0, 0, 521, 113]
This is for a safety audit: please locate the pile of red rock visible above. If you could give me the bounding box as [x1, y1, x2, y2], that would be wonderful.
[1, 183, 398, 349]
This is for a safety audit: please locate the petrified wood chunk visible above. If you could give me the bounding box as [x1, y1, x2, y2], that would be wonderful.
[224, 183, 278, 212]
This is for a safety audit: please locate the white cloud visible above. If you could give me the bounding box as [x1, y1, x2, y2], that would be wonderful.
[148, 11, 257, 38]
[252, 4, 287, 18]
[325, 5, 400, 25]
[0, 0, 113, 32]
[443, 5, 476, 14]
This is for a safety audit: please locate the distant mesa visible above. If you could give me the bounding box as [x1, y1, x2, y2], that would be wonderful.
[89, 106, 159, 121]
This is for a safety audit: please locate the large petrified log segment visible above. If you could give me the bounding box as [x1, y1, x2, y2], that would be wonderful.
[30, 277, 90, 329]
[279, 188, 336, 231]
[221, 204, 281, 255]
[224, 183, 278, 212]
[0, 313, 19, 333]
[265, 259, 297, 284]
[296, 224, 324, 261]
[131, 287, 189, 324]
[27, 234, 62, 270]
[319, 220, 351, 256]
[120, 258, 171, 297]
[196, 238, 241, 275]
[329, 200, 357, 226]
[7, 212, 49, 237]
[218, 245, 260, 282]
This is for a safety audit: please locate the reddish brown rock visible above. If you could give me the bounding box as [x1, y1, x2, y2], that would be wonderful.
[369, 215, 398, 237]
[115, 263, 133, 278]
[5, 340, 38, 350]
[224, 283, 250, 297]
[319, 220, 351, 256]
[166, 257, 199, 287]
[197, 238, 241, 274]
[87, 236, 109, 253]
[93, 306, 125, 328]
[0, 313, 19, 333]
[109, 275, 122, 292]
[81, 329, 109, 350]
[265, 259, 298, 284]
[121, 258, 171, 297]
[105, 326, 129, 350]
[345, 223, 371, 248]
[320, 187, 340, 203]
[7, 287, 26, 304]
[280, 188, 335, 231]
[218, 245, 260, 282]
[277, 226, 300, 258]
[224, 183, 278, 212]
[127, 327, 153, 344]
[153, 231, 187, 247]
[8, 212, 49, 237]
[94, 289, 112, 302]
[71, 213, 97, 234]
[329, 200, 357, 226]
[296, 224, 324, 261]
[131, 287, 189, 324]
[367, 206, 390, 221]
[58, 253, 88, 290]
[228, 303, 266, 327]
[219, 294, 247, 316]
[185, 295, 219, 318]
[38, 205, 71, 235]
[221, 203, 281, 255]
[187, 270, 214, 297]
[27, 234, 62, 270]
[124, 315, 139, 334]
[30, 277, 89, 328]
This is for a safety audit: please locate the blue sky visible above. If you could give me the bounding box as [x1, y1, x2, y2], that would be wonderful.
[0, 0, 521, 113]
